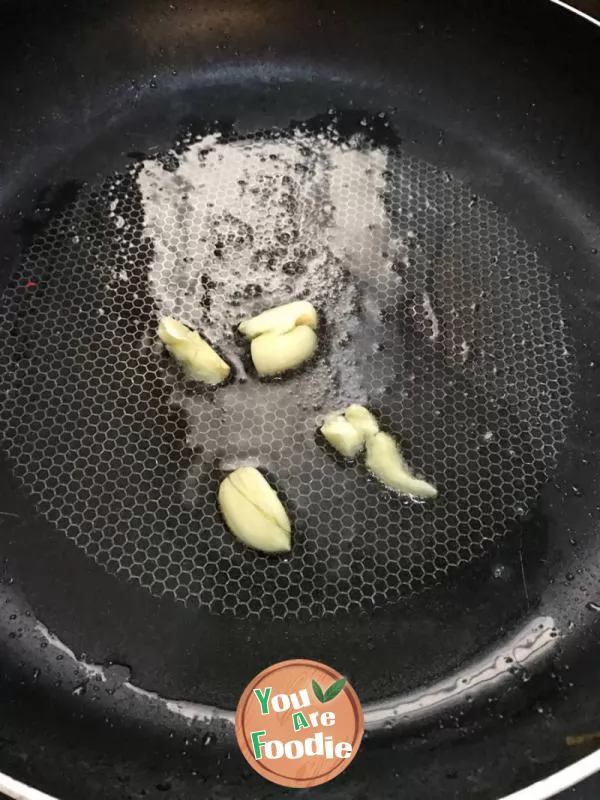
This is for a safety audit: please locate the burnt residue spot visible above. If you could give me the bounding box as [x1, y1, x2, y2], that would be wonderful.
[251, 247, 283, 273]
[282, 261, 306, 276]
[198, 273, 217, 310]
[276, 231, 294, 246]
[158, 152, 180, 172]
[216, 212, 254, 250]
[243, 283, 262, 298]
[229, 289, 243, 308]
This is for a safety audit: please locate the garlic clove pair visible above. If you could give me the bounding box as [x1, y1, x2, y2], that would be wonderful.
[250, 326, 318, 377]
[238, 300, 318, 339]
[320, 414, 366, 459]
[321, 404, 438, 499]
[320, 404, 379, 458]
[239, 300, 319, 376]
[218, 467, 292, 553]
[158, 317, 230, 386]
[366, 432, 438, 499]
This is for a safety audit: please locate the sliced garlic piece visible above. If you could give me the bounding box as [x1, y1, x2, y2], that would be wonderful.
[344, 404, 380, 438]
[218, 467, 291, 553]
[239, 300, 318, 339]
[158, 316, 230, 386]
[250, 326, 318, 376]
[366, 432, 438, 499]
[321, 413, 366, 458]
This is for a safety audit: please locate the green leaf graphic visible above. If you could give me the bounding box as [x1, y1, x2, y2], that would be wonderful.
[312, 679, 325, 703]
[323, 677, 347, 703]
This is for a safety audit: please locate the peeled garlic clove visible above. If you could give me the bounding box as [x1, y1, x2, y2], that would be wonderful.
[251, 326, 317, 376]
[218, 467, 291, 553]
[158, 316, 189, 344]
[319, 404, 379, 458]
[239, 300, 318, 339]
[320, 414, 366, 458]
[228, 467, 290, 534]
[158, 316, 230, 386]
[366, 432, 438, 499]
[344, 404, 380, 438]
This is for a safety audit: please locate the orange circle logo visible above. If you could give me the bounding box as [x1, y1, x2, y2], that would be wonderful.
[236, 659, 363, 788]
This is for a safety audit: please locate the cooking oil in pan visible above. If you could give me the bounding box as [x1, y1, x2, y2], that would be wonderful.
[0, 112, 573, 618]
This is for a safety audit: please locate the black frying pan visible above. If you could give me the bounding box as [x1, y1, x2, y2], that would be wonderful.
[1, 0, 600, 798]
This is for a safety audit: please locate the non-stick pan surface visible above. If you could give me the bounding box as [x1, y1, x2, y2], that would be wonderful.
[1, 0, 600, 798]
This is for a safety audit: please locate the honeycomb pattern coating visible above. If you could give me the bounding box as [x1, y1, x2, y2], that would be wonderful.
[0, 115, 573, 619]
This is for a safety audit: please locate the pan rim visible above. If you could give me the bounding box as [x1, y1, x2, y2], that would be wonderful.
[0, 719, 599, 800]
[548, 0, 600, 28]
[1, 1, 599, 798]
